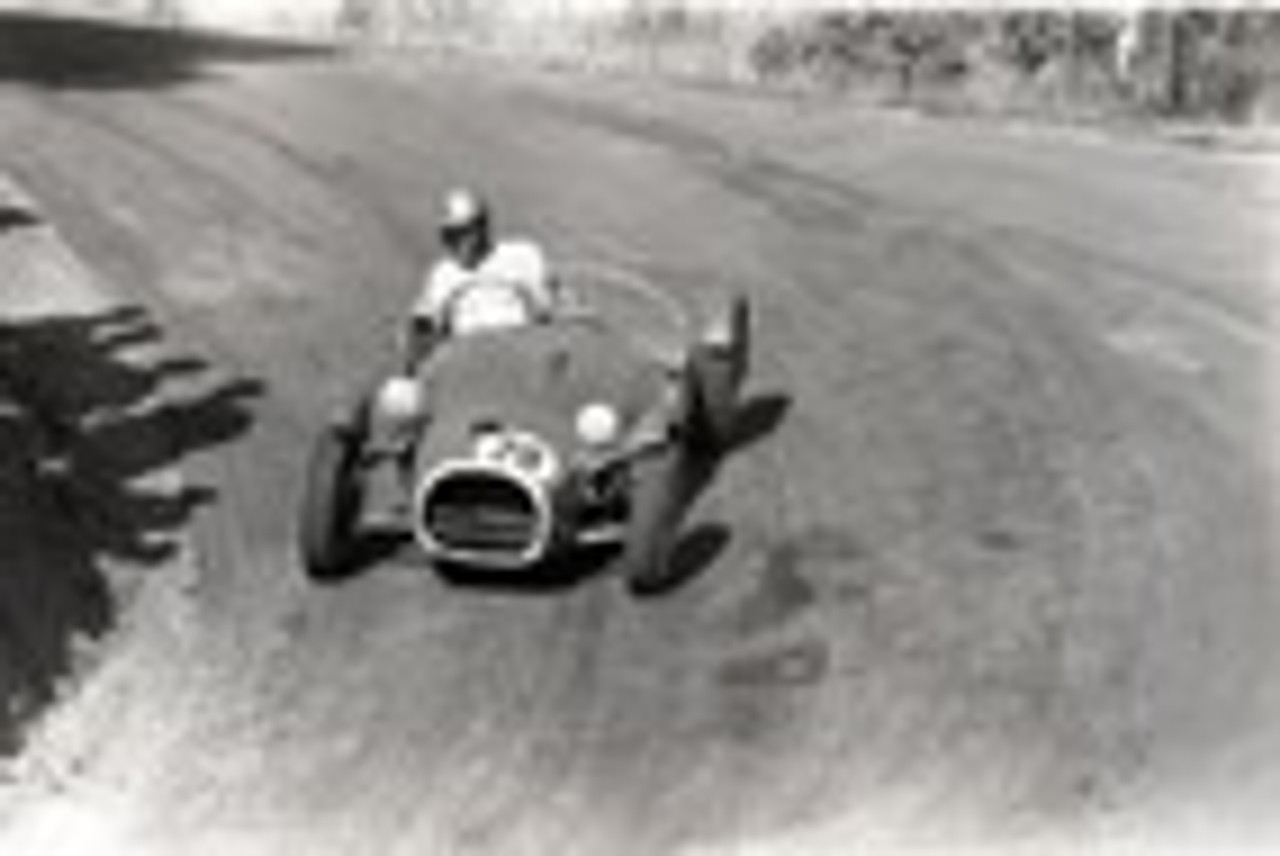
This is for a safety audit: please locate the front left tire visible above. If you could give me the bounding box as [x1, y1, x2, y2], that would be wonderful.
[623, 447, 686, 597]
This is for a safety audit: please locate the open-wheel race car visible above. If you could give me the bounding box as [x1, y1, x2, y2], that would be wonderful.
[298, 264, 750, 596]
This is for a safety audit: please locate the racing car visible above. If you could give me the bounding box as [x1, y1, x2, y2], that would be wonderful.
[298, 265, 750, 596]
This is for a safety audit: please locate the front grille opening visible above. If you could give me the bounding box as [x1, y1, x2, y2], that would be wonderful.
[422, 472, 540, 555]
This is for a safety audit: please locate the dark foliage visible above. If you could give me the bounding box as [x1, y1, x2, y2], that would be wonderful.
[0, 304, 263, 753]
[746, 7, 1279, 124]
[0, 10, 335, 90]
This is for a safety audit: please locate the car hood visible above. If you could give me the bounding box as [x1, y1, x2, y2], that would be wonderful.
[414, 320, 669, 467]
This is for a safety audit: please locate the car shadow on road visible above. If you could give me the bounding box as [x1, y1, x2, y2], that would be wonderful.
[0, 304, 263, 754]
[0, 205, 41, 233]
[633, 391, 794, 598]
[725, 391, 792, 457]
[679, 390, 794, 524]
[0, 11, 337, 91]
[435, 543, 623, 596]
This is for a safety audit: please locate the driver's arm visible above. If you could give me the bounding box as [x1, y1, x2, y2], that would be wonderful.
[518, 243, 562, 321]
[403, 264, 452, 372]
[401, 314, 439, 374]
[535, 272, 563, 322]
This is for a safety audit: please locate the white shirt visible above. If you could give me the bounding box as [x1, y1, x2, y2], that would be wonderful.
[413, 240, 552, 336]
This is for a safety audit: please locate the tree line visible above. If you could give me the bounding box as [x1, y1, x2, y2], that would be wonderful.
[744, 8, 1278, 123]
[326, 3, 1280, 124]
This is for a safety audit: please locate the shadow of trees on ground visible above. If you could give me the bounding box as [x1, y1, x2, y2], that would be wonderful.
[0, 11, 337, 90]
[0, 304, 262, 754]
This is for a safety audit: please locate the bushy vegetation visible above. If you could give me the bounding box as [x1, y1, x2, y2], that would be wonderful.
[347, 2, 1280, 126]
[745, 8, 1280, 123]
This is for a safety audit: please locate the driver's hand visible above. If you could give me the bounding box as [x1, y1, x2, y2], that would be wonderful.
[402, 317, 438, 372]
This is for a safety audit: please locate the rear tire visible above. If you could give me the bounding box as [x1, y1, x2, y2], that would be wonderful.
[688, 295, 750, 452]
[300, 425, 364, 581]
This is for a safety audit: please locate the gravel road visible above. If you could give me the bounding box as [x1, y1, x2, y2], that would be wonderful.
[0, 28, 1274, 855]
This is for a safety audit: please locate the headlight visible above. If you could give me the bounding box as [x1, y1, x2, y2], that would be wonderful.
[375, 375, 424, 423]
[576, 402, 621, 448]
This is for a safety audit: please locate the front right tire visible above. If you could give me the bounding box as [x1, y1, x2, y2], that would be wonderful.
[299, 424, 364, 581]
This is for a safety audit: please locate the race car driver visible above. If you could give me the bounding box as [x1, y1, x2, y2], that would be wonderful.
[402, 188, 555, 370]
[364, 189, 557, 518]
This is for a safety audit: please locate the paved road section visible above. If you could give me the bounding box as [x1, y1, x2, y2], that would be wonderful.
[0, 32, 1275, 856]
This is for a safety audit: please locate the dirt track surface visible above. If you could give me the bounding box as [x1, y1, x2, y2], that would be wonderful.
[0, 34, 1276, 855]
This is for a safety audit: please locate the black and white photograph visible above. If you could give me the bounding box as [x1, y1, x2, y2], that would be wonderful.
[0, 1, 1275, 853]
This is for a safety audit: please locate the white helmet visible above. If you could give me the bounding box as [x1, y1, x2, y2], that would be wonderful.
[440, 188, 489, 247]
